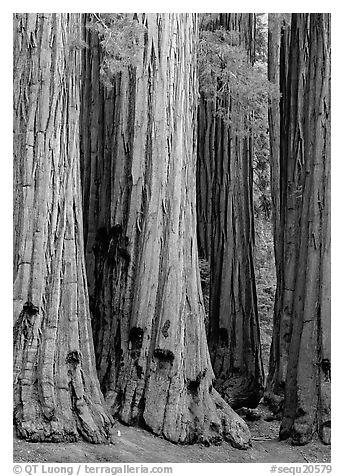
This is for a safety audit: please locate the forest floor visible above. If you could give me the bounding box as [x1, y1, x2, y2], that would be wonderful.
[13, 405, 330, 464]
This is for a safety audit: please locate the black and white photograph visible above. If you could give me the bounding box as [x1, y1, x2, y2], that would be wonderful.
[10, 4, 334, 472]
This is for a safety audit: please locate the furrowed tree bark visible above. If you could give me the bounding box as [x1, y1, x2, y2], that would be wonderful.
[197, 13, 264, 409]
[267, 14, 331, 444]
[13, 13, 112, 442]
[81, 14, 251, 447]
[267, 14, 281, 265]
[278, 13, 331, 445]
[265, 14, 291, 409]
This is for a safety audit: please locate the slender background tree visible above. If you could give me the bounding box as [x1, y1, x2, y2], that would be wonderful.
[265, 13, 292, 407]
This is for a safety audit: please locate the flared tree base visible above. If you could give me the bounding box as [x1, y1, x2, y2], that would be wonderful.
[280, 418, 331, 446]
[107, 374, 251, 449]
[14, 398, 113, 444]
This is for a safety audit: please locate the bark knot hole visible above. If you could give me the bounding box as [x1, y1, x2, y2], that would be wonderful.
[66, 350, 81, 366]
[14, 302, 39, 342]
[153, 348, 175, 363]
[129, 327, 144, 350]
[110, 224, 123, 239]
[296, 407, 306, 418]
[23, 301, 39, 316]
[320, 358, 331, 381]
[187, 368, 207, 397]
[161, 320, 170, 338]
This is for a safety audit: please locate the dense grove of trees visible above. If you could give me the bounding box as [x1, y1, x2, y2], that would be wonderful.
[13, 13, 330, 447]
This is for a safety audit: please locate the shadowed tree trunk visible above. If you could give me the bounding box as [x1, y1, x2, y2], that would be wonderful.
[265, 14, 292, 408]
[81, 13, 250, 447]
[13, 13, 112, 443]
[196, 97, 215, 261]
[267, 13, 282, 264]
[197, 13, 264, 409]
[266, 13, 331, 444]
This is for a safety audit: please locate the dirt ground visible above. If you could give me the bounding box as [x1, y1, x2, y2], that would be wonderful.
[13, 405, 330, 464]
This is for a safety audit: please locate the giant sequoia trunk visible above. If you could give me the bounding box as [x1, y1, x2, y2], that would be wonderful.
[269, 14, 331, 444]
[13, 13, 112, 442]
[81, 14, 250, 447]
[197, 13, 264, 409]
